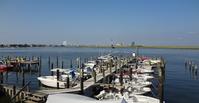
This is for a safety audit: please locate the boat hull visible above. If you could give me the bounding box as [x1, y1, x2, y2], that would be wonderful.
[38, 76, 66, 89]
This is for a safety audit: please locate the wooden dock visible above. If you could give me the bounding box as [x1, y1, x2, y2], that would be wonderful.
[36, 58, 130, 94]
[0, 82, 47, 103]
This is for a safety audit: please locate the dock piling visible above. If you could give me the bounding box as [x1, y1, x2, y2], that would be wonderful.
[0, 72, 3, 83]
[51, 63, 54, 76]
[80, 64, 84, 94]
[66, 77, 70, 88]
[62, 61, 64, 68]
[70, 60, 73, 68]
[22, 70, 25, 86]
[93, 69, 96, 83]
[56, 56, 59, 68]
[102, 64, 105, 83]
[57, 69, 60, 89]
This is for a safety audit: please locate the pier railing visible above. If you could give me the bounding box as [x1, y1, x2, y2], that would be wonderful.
[11, 81, 31, 103]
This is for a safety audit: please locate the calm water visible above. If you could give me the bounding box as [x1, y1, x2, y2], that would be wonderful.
[0, 47, 199, 103]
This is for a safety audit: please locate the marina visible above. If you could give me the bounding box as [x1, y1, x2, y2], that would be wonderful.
[0, 0, 199, 103]
[0, 48, 166, 103]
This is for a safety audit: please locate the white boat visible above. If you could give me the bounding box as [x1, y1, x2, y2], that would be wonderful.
[133, 68, 154, 73]
[126, 87, 151, 95]
[138, 65, 153, 70]
[84, 60, 96, 69]
[143, 59, 161, 65]
[130, 80, 152, 87]
[98, 54, 113, 62]
[37, 68, 78, 88]
[132, 74, 154, 80]
[83, 61, 96, 75]
[37, 76, 68, 88]
[46, 93, 160, 103]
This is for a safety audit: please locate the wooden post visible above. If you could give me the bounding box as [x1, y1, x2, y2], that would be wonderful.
[51, 63, 54, 76]
[48, 56, 51, 67]
[129, 67, 132, 81]
[22, 70, 25, 86]
[13, 85, 16, 102]
[39, 56, 42, 76]
[93, 70, 96, 83]
[70, 60, 73, 68]
[61, 61, 64, 68]
[102, 64, 105, 84]
[57, 69, 60, 89]
[66, 77, 70, 88]
[115, 60, 118, 73]
[56, 56, 59, 68]
[0, 72, 3, 83]
[80, 64, 84, 94]
[28, 64, 31, 72]
[119, 67, 123, 86]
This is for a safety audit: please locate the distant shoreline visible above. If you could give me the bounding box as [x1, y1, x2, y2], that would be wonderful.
[0, 44, 199, 50]
[80, 45, 199, 50]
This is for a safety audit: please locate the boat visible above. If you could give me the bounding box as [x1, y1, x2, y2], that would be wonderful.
[138, 65, 153, 70]
[142, 59, 161, 65]
[98, 54, 113, 62]
[132, 74, 154, 80]
[129, 80, 152, 87]
[83, 60, 97, 75]
[126, 87, 151, 95]
[37, 76, 68, 88]
[0, 61, 13, 72]
[46, 93, 160, 103]
[84, 60, 96, 69]
[133, 68, 154, 73]
[37, 68, 79, 88]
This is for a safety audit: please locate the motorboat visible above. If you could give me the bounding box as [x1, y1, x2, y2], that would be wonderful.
[138, 65, 153, 70]
[126, 86, 151, 95]
[84, 60, 96, 69]
[129, 80, 152, 87]
[133, 68, 154, 73]
[37, 76, 68, 88]
[37, 68, 78, 88]
[0, 61, 13, 72]
[132, 74, 154, 80]
[98, 54, 113, 62]
[142, 59, 161, 65]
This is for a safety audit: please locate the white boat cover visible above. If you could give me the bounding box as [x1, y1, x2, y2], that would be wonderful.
[46, 93, 160, 103]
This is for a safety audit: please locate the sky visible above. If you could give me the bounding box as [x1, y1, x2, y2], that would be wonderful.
[0, 0, 199, 45]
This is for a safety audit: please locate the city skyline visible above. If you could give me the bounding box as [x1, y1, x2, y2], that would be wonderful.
[0, 0, 199, 46]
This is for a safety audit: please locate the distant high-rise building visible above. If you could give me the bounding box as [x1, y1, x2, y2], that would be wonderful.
[131, 42, 135, 46]
[62, 41, 67, 46]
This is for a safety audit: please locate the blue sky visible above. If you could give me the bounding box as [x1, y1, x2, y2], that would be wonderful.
[0, 0, 199, 45]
